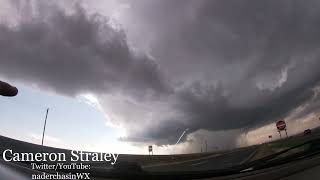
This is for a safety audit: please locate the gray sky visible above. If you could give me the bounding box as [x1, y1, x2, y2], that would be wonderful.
[1, 0, 320, 149]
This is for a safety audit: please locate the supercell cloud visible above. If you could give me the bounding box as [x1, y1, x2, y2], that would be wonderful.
[1, 0, 320, 146]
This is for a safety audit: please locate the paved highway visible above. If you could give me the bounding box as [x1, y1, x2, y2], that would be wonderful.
[144, 146, 258, 172]
[2, 147, 320, 180]
[1, 134, 320, 179]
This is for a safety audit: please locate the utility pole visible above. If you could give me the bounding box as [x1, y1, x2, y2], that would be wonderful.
[205, 140, 208, 152]
[41, 108, 49, 146]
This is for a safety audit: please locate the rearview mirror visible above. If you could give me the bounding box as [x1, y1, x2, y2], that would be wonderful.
[0, 81, 18, 97]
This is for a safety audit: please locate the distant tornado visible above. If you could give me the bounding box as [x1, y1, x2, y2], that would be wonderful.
[176, 128, 189, 145]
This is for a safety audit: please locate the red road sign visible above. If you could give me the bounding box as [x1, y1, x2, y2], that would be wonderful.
[276, 120, 286, 131]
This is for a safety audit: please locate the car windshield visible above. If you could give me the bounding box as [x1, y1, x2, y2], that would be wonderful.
[1, 1, 320, 180]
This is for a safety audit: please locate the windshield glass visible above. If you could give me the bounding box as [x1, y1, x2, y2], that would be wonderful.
[1, 1, 320, 180]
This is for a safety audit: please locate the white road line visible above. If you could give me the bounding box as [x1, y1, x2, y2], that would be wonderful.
[142, 154, 221, 168]
[191, 160, 208, 166]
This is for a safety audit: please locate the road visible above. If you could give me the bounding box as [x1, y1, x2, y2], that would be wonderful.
[144, 146, 258, 172]
[2, 146, 320, 180]
[1, 134, 320, 179]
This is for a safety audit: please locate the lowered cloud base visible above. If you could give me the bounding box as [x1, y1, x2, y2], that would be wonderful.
[1, 0, 320, 152]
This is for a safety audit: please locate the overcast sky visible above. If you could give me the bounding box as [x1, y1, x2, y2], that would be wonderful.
[1, 0, 320, 154]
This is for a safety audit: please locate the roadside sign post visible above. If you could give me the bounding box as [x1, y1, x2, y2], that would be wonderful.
[268, 135, 273, 142]
[148, 145, 153, 155]
[276, 120, 288, 138]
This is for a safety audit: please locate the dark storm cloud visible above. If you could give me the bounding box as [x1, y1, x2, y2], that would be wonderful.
[0, 2, 171, 98]
[2, 0, 320, 145]
[120, 0, 320, 144]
